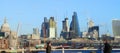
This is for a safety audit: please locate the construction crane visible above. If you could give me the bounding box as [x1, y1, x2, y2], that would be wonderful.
[17, 23, 20, 36]
[16, 23, 20, 49]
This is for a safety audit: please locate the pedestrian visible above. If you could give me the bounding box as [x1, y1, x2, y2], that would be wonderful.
[103, 40, 112, 53]
[46, 41, 51, 53]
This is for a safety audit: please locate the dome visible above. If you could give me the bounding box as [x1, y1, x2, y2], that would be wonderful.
[1, 18, 10, 32]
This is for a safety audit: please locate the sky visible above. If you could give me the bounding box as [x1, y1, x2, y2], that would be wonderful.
[0, 0, 120, 37]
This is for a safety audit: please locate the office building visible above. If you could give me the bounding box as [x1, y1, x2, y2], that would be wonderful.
[49, 17, 57, 38]
[112, 19, 120, 39]
[60, 18, 69, 39]
[41, 17, 57, 38]
[41, 17, 49, 38]
[69, 12, 81, 38]
[62, 18, 69, 32]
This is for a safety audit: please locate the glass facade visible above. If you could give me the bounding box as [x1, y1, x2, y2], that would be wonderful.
[112, 19, 120, 38]
[41, 17, 49, 38]
[69, 12, 81, 38]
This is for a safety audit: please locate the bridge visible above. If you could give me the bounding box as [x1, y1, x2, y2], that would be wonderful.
[0, 49, 120, 53]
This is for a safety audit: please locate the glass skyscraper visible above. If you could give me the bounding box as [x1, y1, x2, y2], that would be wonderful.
[41, 17, 49, 38]
[69, 12, 81, 38]
[112, 19, 120, 38]
[60, 18, 69, 39]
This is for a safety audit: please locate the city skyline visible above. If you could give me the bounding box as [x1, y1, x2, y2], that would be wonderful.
[0, 0, 120, 37]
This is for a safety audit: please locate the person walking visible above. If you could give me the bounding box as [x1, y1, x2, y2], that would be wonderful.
[46, 41, 51, 53]
[103, 40, 112, 53]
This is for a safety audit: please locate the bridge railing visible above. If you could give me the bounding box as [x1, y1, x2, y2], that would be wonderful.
[1, 48, 120, 53]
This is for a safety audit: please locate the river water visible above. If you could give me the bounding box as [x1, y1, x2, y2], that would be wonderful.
[36, 49, 120, 53]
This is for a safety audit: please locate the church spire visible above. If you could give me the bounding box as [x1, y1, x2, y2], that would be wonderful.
[4, 17, 7, 23]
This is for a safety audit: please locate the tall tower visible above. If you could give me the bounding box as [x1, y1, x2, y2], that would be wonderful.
[41, 17, 57, 38]
[65, 18, 69, 32]
[41, 17, 49, 38]
[112, 19, 120, 39]
[62, 18, 69, 32]
[49, 17, 57, 38]
[69, 12, 81, 38]
[60, 18, 69, 39]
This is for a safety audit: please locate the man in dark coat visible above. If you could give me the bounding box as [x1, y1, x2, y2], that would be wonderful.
[46, 41, 51, 53]
[103, 40, 112, 53]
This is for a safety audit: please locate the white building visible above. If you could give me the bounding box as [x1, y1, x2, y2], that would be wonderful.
[49, 17, 57, 38]
[49, 28, 55, 38]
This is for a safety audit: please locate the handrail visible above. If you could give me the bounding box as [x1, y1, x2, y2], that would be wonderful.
[0, 48, 120, 53]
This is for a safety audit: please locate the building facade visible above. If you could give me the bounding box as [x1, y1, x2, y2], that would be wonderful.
[0, 18, 17, 49]
[41, 17, 49, 38]
[86, 19, 99, 40]
[69, 12, 81, 38]
[41, 17, 57, 38]
[112, 19, 120, 39]
[33, 28, 40, 36]
[49, 17, 57, 38]
[0, 39, 8, 49]
[60, 18, 69, 39]
[88, 26, 99, 40]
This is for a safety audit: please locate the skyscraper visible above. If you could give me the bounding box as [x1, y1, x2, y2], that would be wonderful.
[112, 19, 120, 39]
[41, 17, 49, 38]
[62, 18, 69, 32]
[69, 12, 81, 38]
[41, 17, 57, 38]
[60, 18, 69, 39]
[49, 17, 57, 38]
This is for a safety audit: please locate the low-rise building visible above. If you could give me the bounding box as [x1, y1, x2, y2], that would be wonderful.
[0, 39, 8, 49]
